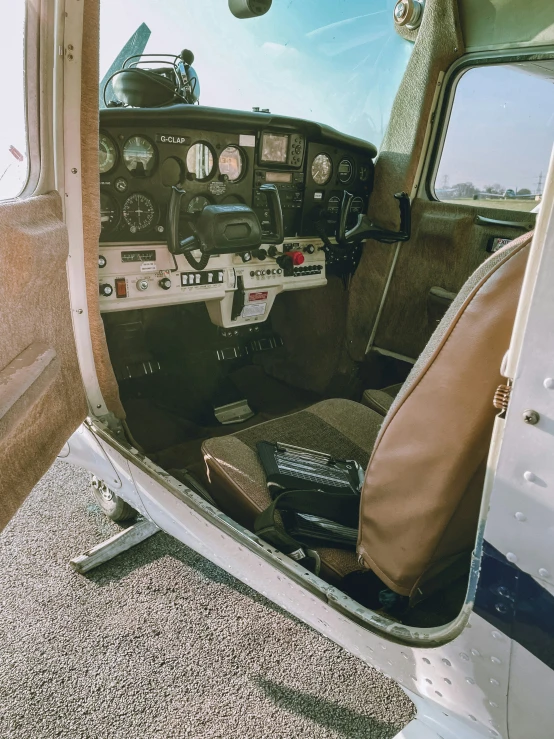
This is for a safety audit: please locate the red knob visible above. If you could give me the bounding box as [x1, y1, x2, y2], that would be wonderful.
[285, 251, 305, 266]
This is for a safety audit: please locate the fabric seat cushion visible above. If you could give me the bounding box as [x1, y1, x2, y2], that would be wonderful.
[203, 399, 384, 581]
[362, 383, 403, 416]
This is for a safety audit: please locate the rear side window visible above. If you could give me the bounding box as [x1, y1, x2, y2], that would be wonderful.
[0, 0, 27, 200]
[434, 63, 554, 212]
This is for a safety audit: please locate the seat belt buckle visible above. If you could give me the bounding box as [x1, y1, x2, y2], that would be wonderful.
[287, 547, 321, 576]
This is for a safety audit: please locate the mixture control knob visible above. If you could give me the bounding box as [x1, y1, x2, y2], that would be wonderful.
[159, 277, 172, 290]
[136, 278, 149, 292]
[285, 251, 305, 266]
[99, 283, 113, 297]
[98, 255, 107, 268]
[267, 245, 279, 258]
[241, 252, 252, 263]
[304, 244, 315, 255]
[252, 248, 267, 261]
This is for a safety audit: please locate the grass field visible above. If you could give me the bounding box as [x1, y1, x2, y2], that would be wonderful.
[445, 198, 538, 213]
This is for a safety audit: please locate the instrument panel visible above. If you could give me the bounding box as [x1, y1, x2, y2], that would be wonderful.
[98, 106, 377, 323]
[99, 107, 375, 244]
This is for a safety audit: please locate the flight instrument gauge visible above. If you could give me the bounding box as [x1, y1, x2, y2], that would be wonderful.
[311, 153, 332, 185]
[122, 193, 156, 233]
[219, 146, 244, 182]
[99, 134, 117, 174]
[123, 136, 156, 176]
[338, 159, 353, 184]
[100, 192, 119, 233]
[187, 195, 211, 214]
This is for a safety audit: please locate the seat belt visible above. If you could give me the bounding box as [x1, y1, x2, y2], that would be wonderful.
[254, 488, 360, 573]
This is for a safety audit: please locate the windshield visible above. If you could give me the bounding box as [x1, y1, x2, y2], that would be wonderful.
[100, 0, 413, 149]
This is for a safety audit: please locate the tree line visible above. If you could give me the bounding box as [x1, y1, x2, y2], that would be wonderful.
[439, 182, 532, 198]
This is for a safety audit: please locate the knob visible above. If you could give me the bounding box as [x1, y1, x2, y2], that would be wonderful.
[159, 277, 172, 290]
[98, 255, 107, 268]
[284, 251, 305, 266]
[276, 254, 294, 276]
[99, 283, 113, 297]
[267, 245, 279, 258]
[241, 252, 252, 263]
[304, 244, 315, 255]
[256, 270, 263, 276]
[136, 278, 149, 291]
[252, 248, 267, 261]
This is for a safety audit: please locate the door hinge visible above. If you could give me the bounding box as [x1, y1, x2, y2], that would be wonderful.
[493, 382, 512, 414]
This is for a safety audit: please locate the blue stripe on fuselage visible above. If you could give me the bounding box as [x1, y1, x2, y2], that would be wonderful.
[475, 541, 554, 671]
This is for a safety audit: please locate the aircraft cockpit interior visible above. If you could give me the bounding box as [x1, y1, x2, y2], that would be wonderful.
[89, 0, 554, 627]
[4, 2, 554, 735]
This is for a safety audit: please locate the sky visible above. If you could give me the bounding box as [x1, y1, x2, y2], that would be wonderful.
[1, 1, 552, 200]
[436, 65, 554, 193]
[99, 0, 412, 146]
[0, 0, 27, 199]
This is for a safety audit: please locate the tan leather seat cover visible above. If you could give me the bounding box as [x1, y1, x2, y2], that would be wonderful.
[358, 232, 532, 597]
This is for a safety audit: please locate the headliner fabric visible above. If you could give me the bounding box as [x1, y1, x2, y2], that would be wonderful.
[358, 232, 533, 597]
[81, 0, 125, 420]
[203, 400, 384, 581]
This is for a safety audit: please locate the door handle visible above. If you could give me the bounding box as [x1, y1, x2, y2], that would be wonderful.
[475, 214, 534, 230]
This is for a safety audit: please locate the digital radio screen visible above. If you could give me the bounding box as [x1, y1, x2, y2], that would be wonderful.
[261, 133, 288, 163]
[266, 171, 292, 183]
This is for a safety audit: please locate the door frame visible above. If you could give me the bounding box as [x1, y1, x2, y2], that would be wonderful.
[61, 0, 109, 418]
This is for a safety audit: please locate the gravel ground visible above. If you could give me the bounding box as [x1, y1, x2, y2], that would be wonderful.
[0, 460, 413, 739]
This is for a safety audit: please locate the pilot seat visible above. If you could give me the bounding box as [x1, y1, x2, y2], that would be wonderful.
[203, 231, 532, 605]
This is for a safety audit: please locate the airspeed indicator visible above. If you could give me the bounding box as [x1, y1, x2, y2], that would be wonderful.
[311, 153, 332, 186]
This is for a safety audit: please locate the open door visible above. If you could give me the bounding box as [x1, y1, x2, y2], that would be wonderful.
[0, 0, 88, 529]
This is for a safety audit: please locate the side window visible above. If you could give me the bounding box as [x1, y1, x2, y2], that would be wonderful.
[0, 0, 28, 200]
[434, 63, 554, 212]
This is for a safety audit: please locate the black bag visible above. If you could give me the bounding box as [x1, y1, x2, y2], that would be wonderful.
[254, 442, 365, 569]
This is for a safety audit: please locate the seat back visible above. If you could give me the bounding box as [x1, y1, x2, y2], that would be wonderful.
[358, 231, 533, 599]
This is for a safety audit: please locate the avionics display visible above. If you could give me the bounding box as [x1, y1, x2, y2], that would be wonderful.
[261, 133, 289, 163]
[266, 172, 292, 183]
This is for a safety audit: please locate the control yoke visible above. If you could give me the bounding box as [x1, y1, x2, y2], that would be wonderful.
[167, 183, 284, 270]
[337, 191, 411, 245]
[258, 184, 284, 245]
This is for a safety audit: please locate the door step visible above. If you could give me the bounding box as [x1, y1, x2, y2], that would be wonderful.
[69, 518, 159, 574]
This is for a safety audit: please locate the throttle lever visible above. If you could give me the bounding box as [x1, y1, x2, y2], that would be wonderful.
[258, 184, 284, 245]
[167, 186, 187, 255]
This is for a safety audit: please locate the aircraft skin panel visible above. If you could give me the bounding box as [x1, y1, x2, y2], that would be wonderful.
[507, 641, 554, 739]
[391, 718, 450, 738]
[475, 541, 554, 673]
[483, 153, 554, 590]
